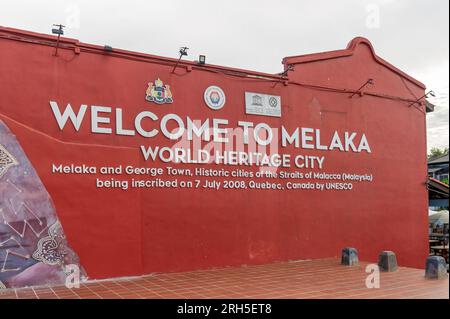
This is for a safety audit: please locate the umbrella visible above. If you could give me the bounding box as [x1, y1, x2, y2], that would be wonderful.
[429, 210, 449, 226]
[429, 209, 438, 216]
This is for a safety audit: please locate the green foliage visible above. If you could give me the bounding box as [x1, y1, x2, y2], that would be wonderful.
[428, 147, 449, 160]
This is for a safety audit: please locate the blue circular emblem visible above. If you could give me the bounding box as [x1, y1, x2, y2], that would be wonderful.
[204, 86, 225, 110]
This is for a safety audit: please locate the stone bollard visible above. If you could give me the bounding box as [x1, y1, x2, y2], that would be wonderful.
[425, 256, 448, 280]
[378, 251, 398, 272]
[341, 247, 359, 266]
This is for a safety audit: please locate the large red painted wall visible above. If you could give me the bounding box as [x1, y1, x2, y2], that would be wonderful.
[0, 27, 429, 279]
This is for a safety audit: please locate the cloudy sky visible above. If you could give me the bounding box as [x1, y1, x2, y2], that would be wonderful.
[1, 0, 448, 151]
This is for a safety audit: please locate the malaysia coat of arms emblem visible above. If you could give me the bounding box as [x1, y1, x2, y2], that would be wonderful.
[145, 78, 173, 104]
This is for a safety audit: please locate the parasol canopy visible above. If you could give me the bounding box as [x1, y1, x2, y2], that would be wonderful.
[429, 210, 449, 226]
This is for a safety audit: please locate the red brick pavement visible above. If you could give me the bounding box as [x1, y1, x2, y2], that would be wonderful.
[0, 258, 448, 299]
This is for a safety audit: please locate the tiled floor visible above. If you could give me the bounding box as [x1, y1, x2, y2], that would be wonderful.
[0, 258, 448, 299]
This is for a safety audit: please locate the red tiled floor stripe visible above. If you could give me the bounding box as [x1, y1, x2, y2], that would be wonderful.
[0, 258, 448, 299]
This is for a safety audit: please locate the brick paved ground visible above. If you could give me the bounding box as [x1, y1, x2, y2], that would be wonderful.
[0, 258, 448, 299]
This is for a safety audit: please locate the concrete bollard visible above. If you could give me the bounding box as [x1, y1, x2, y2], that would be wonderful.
[341, 247, 359, 266]
[378, 251, 398, 272]
[425, 256, 448, 280]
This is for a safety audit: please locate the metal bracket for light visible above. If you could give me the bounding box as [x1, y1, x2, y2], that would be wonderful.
[349, 78, 374, 98]
[278, 64, 294, 77]
[408, 90, 435, 107]
[171, 46, 189, 73]
[52, 24, 65, 56]
[272, 65, 294, 88]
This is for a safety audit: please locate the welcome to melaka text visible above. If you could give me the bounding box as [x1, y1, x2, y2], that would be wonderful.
[49, 101, 372, 169]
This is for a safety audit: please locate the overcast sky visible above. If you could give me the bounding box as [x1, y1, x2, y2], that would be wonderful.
[1, 0, 448, 151]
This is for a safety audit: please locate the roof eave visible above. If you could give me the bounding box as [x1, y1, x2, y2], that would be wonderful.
[282, 37, 426, 90]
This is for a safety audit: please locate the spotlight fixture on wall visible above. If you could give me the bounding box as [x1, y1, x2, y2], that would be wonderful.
[104, 45, 113, 52]
[51, 25, 65, 35]
[171, 46, 189, 73]
[349, 78, 374, 98]
[408, 90, 435, 107]
[277, 64, 294, 77]
[51, 24, 65, 57]
[198, 55, 206, 65]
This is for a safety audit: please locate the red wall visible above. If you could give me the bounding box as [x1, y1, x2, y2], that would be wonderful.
[0, 27, 429, 279]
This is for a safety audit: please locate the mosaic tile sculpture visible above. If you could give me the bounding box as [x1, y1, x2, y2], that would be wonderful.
[0, 120, 85, 289]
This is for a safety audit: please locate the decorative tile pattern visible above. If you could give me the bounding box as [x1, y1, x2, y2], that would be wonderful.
[0, 144, 17, 179]
[0, 121, 85, 289]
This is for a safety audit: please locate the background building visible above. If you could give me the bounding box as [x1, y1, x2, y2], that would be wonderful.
[428, 154, 449, 183]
